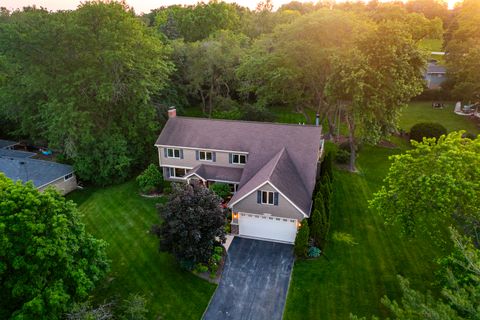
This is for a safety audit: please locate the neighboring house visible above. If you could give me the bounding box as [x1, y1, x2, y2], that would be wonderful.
[425, 61, 447, 90]
[155, 108, 324, 243]
[0, 146, 77, 195]
[0, 139, 17, 150]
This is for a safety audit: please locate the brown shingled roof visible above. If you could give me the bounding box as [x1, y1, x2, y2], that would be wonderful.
[156, 117, 322, 217]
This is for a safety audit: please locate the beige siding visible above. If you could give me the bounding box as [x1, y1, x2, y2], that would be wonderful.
[38, 174, 78, 195]
[231, 183, 305, 220]
[157, 147, 246, 169]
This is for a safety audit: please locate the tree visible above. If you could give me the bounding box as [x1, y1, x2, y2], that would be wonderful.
[294, 222, 310, 258]
[445, 0, 480, 104]
[237, 9, 371, 128]
[136, 164, 164, 194]
[325, 22, 425, 171]
[182, 30, 249, 117]
[351, 228, 480, 320]
[153, 182, 226, 268]
[0, 3, 173, 185]
[0, 174, 109, 319]
[369, 132, 480, 239]
[311, 204, 329, 248]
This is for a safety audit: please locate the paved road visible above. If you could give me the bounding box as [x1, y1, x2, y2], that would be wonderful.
[203, 237, 294, 320]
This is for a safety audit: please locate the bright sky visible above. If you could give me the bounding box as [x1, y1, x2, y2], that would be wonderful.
[2, 0, 461, 14]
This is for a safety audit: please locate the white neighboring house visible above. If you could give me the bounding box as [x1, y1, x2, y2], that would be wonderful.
[155, 109, 324, 243]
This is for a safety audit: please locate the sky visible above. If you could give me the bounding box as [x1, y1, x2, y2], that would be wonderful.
[2, 0, 460, 14]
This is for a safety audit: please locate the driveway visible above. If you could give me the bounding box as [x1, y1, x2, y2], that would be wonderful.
[203, 237, 294, 320]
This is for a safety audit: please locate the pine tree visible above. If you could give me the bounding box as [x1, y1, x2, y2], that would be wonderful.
[294, 222, 310, 258]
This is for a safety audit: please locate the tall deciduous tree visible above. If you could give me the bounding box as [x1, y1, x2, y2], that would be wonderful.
[182, 30, 249, 117]
[153, 182, 226, 268]
[325, 22, 425, 171]
[369, 132, 480, 239]
[0, 2, 173, 185]
[445, 0, 480, 104]
[237, 9, 371, 127]
[0, 174, 109, 319]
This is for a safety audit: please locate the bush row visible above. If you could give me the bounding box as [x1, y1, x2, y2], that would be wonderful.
[295, 150, 333, 258]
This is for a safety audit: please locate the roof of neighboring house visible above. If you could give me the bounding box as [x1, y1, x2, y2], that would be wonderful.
[427, 62, 446, 74]
[0, 139, 17, 149]
[187, 164, 243, 183]
[0, 156, 74, 188]
[0, 149, 36, 158]
[156, 117, 322, 217]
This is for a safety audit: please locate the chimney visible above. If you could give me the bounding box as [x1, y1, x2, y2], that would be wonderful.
[168, 106, 177, 118]
[315, 113, 320, 126]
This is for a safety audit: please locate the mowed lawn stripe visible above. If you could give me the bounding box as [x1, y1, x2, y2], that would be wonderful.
[69, 181, 215, 320]
[284, 146, 446, 319]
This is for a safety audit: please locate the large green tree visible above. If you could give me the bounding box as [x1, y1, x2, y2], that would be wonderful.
[445, 0, 480, 104]
[369, 132, 480, 238]
[237, 9, 371, 126]
[0, 2, 173, 185]
[325, 21, 425, 171]
[0, 174, 109, 319]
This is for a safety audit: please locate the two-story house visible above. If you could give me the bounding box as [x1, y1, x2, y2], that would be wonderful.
[155, 108, 324, 243]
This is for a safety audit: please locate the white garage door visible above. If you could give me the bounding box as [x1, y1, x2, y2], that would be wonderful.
[238, 213, 298, 243]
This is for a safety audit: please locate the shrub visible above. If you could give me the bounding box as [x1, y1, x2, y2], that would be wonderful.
[214, 246, 223, 255]
[409, 122, 447, 142]
[209, 182, 231, 199]
[335, 149, 350, 164]
[294, 222, 310, 258]
[307, 246, 322, 258]
[194, 263, 209, 273]
[320, 150, 333, 182]
[136, 164, 163, 194]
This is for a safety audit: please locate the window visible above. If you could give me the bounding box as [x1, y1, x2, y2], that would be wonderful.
[199, 151, 213, 161]
[64, 173, 74, 181]
[261, 190, 274, 205]
[232, 153, 247, 164]
[168, 167, 186, 178]
[166, 148, 181, 159]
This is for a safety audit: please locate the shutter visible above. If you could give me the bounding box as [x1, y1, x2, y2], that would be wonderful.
[212, 152, 216, 162]
[274, 192, 279, 206]
[180, 149, 184, 159]
[164, 148, 168, 157]
[196, 150, 199, 160]
[257, 190, 261, 204]
[229, 153, 233, 164]
[165, 167, 170, 178]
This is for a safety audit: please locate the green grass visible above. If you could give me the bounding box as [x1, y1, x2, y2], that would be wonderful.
[68, 181, 215, 319]
[419, 38, 445, 64]
[284, 146, 447, 319]
[399, 102, 480, 134]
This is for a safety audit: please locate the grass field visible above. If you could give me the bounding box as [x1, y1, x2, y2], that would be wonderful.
[399, 101, 480, 134]
[68, 182, 215, 319]
[284, 146, 448, 319]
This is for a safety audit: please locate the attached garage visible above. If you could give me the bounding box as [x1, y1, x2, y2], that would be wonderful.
[238, 212, 298, 243]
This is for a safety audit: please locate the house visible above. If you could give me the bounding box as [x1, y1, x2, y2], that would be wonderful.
[0, 147, 77, 195]
[155, 108, 324, 243]
[425, 61, 447, 90]
[0, 139, 17, 150]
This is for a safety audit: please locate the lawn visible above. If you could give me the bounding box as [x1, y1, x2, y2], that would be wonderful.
[284, 146, 448, 319]
[399, 101, 480, 134]
[68, 181, 215, 319]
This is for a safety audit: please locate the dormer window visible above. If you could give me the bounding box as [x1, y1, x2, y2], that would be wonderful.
[230, 153, 247, 165]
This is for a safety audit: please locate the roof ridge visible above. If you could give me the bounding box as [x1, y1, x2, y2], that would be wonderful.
[173, 116, 322, 128]
[265, 147, 287, 180]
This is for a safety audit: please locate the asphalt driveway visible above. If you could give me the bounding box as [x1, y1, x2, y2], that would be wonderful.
[203, 237, 294, 320]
